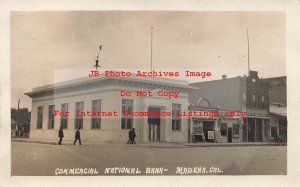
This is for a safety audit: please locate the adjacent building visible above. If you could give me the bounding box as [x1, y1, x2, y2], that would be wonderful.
[189, 71, 271, 142]
[263, 76, 287, 140]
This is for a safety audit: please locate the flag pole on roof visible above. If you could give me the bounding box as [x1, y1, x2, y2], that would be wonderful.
[94, 45, 102, 70]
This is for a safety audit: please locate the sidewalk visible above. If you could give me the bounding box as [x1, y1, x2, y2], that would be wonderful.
[12, 138, 285, 147]
[184, 142, 283, 147]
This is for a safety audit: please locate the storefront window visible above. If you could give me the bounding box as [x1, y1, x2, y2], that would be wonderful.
[233, 123, 239, 137]
[279, 118, 287, 137]
[220, 123, 227, 136]
[271, 126, 277, 138]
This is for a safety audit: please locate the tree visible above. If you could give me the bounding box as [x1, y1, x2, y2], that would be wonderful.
[11, 108, 31, 126]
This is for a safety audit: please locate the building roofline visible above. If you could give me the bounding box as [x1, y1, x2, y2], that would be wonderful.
[189, 76, 244, 85]
[25, 72, 198, 97]
[262, 75, 286, 80]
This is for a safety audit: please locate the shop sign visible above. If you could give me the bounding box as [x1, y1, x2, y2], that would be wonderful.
[208, 131, 214, 139]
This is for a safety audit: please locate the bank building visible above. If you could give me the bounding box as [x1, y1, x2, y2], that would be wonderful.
[25, 74, 195, 143]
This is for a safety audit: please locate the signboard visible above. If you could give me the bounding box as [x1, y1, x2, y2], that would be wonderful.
[208, 131, 215, 139]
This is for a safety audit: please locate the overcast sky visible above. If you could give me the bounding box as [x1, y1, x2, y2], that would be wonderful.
[11, 11, 285, 109]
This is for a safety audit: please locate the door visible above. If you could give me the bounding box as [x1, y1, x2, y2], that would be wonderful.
[248, 118, 255, 142]
[228, 128, 233, 143]
[203, 121, 214, 142]
[256, 119, 263, 142]
[148, 107, 160, 141]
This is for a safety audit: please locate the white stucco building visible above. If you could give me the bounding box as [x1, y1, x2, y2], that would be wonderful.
[25, 74, 196, 143]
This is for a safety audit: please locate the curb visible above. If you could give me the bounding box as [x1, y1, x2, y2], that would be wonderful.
[12, 138, 286, 148]
[184, 143, 285, 147]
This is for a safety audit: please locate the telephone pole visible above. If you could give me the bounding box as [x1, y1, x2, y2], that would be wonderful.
[247, 28, 250, 75]
[150, 26, 153, 71]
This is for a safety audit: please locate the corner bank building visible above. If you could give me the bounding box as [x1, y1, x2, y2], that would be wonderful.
[25, 75, 195, 143]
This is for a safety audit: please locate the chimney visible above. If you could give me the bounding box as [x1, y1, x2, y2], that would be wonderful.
[249, 70, 258, 77]
[222, 75, 227, 79]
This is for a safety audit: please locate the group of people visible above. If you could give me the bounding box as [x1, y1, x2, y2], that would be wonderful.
[57, 127, 137, 145]
[58, 126, 82, 145]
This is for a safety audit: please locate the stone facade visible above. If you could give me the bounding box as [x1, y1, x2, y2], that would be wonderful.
[25, 75, 195, 143]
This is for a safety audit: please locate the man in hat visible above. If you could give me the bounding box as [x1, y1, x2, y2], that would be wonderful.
[73, 128, 82, 145]
[128, 128, 136, 144]
[58, 126, 64, 145]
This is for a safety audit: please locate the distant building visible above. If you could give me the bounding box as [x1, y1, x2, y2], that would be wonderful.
[189, 71, 271, 142]
[263, 76, 287, 139]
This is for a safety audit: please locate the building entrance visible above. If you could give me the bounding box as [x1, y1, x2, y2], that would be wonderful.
[203, 121, 214, 142]
[228, 127, 233, 142]
[256, 119, 263, 142]
[148, 107, 161, 142]
[248, 118, 255, 142]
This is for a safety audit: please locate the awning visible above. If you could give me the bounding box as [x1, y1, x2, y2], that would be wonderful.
[269, 105, 287, 117]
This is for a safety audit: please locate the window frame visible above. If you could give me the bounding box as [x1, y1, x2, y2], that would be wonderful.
[75, 101, 84, 129]
[121, 99, 134, 130]
[48, 105, 55, 129]
[220, 123, 227, 137]
[271, 126, 278, 138]
[172, 103, 182, 131]
[37, 106, 43, 129]
[232, 123, 239, 137]
[91, 99, 101, 129]
[60, 103, 68, 129]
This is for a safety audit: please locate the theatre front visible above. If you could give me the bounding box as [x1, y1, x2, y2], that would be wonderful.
[25, 75, 196, 143]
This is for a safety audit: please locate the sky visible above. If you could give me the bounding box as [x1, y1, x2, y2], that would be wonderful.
[11, 11, 285, 110]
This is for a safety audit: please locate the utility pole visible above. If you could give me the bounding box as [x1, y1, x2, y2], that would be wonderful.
[17, 99, 20, 136]
[150, 26, 153, 71]
[247, 28, 250, 76]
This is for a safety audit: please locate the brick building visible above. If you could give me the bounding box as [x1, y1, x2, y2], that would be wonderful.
[189, 71, 271, 142]
[263, 76, 287, 139]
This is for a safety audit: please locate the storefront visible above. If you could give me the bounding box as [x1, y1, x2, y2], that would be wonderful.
[189, 104, 242, 143]
[242, 116, 270, 142]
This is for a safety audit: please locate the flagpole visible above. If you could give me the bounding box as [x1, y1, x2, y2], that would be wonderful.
[150, 26, 153, 71]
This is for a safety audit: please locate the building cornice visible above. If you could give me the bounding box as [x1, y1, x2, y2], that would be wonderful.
[25, 75, 198, 98]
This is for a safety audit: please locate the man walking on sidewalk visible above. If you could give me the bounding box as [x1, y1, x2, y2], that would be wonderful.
[73, 128, 82, 145]
[58, 126, 64, 145]
[127, 128, 136, 144]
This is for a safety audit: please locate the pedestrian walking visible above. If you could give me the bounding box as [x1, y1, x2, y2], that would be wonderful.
[58, 126, 64, 145]
[73, 128, 82, 145]
[127, 128, 132, 144]
[128, 128, 136, 144]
